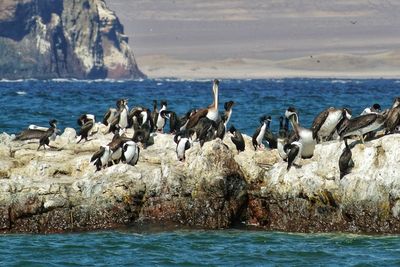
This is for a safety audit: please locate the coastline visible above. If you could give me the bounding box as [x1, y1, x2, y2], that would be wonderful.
[2, 124, 400, 234]
[137, 54, 400, 80]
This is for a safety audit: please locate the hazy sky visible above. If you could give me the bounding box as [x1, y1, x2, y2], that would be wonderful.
[108, 0, 400, 61]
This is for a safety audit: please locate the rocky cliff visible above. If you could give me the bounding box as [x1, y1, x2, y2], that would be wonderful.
[1, 126, 400, 234]
[0, 0, 144, 80]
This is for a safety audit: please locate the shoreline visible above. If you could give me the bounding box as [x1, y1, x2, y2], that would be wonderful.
[2, 125, 400, 234]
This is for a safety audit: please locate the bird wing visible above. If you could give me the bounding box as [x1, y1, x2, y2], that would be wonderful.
[15, 129, 46, 140]
[311, 109, 330, 139]
[341, 114, 378, 135]
[252, 126, 261, 146]
[91, 147, 105, 162]
[103, 109, 112, 125]
[231, 131, 245, 151]
[186, 108, 208, 129]
[78, 121, 94, 136]
[287, 145, 300, 170]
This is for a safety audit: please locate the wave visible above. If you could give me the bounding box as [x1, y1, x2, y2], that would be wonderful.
[0, 79, 37, 83]
[331, 80, 350, 84]
[0, 78, 146, 83]
[16, 91, 27, 95]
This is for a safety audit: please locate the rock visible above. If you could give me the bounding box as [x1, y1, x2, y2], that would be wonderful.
[3, 128, 400, 234]
[0, 0, 145, 80]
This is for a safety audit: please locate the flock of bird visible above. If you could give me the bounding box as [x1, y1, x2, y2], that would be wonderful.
[13, 79, 400, 179]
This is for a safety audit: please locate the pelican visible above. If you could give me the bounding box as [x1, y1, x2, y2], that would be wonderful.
[340, 113, 386, 143]
[186, 79, 220, 129]
[384, 97, 400, 134]
[311, 107, 352, 143]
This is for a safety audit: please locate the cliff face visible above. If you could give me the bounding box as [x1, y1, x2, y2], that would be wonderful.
[0, 0, 145, 79]
[2, 125, 400, 234]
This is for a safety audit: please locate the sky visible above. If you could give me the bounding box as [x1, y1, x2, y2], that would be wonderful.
[108, 0, 400, 61]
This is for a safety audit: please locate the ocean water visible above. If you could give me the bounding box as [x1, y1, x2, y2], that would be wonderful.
[1, 229, 400, 266]
[1, 78, 400, 265]
[1, 78, 400, 135]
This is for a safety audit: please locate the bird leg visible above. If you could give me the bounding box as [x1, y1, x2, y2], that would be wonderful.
[360, 134, 365, 144]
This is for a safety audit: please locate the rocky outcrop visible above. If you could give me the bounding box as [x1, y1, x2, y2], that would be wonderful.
[0, 0, 144, 80]
[1, 127, 400, 234]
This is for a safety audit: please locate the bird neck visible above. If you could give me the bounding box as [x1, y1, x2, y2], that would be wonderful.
[289, 115, 300, 134]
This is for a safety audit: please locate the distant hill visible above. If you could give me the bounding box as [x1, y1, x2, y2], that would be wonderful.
[0, 0, 145, 80]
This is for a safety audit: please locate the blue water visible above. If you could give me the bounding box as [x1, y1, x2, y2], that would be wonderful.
[2, 78, 400, 265]
[1, 78, 400, 135]
[1, 230, 400, 266]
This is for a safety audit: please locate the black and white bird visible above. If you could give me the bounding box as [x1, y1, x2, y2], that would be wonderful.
[155, 100, 168, 132]
[252, 115, 271, 150]
[174, 130, 194, 161]
[37, 119, 59, 151]
[228, 125, 245, 153]
[108, 99, 129, 133]
[90, 145, 112, 171]
[360, 103, 381, 115]
[156, 110, 170, 133]
[339, 138, 354, 179]
[77, 114, 95, 143]
[285, 107, 316, 158]
[121, 141, 140, 166]
[284, 141, 303, 170]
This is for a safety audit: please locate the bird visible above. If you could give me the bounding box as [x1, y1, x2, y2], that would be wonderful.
[360, 103, 381, 115]
[77, 114, 95, 143]
[384, 97, 400, 134]
[195, 117, 217, 147]
[285, 107, 316, 158]
[103, 99, 126, 126]
[168, 111, 180, 134]
[37, 120, 59, 150]
[107, 127, 128, 165]
[90, 145, 112, 171]
[264, 129, 277, 149]
[340, 112, 386, 144]
[174, 129, 194, 161]
[155, 100, 168, 132]
[133, 123, 151, 149]
[151, 100, 159, 129]
[339, 138, 354, 179]
[278, 116, 289, 138]
[121, 141, 140, 166]
[186, 79, 220, 129]
[252, 115, 271, 150]
[215, 100, 235, 140]
[277, 138, 289, 161]
[228, 125, 245, 153]
[15, 119, 58, 142]
[222, 101, 235, 129]
[156, 110, 170, 133]
[108, 99, 129, 133]
[311, 107, 352, 143]
[285, 141, 303, 170]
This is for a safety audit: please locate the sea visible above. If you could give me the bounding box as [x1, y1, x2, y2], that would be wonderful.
[1, 78, 400, 266]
